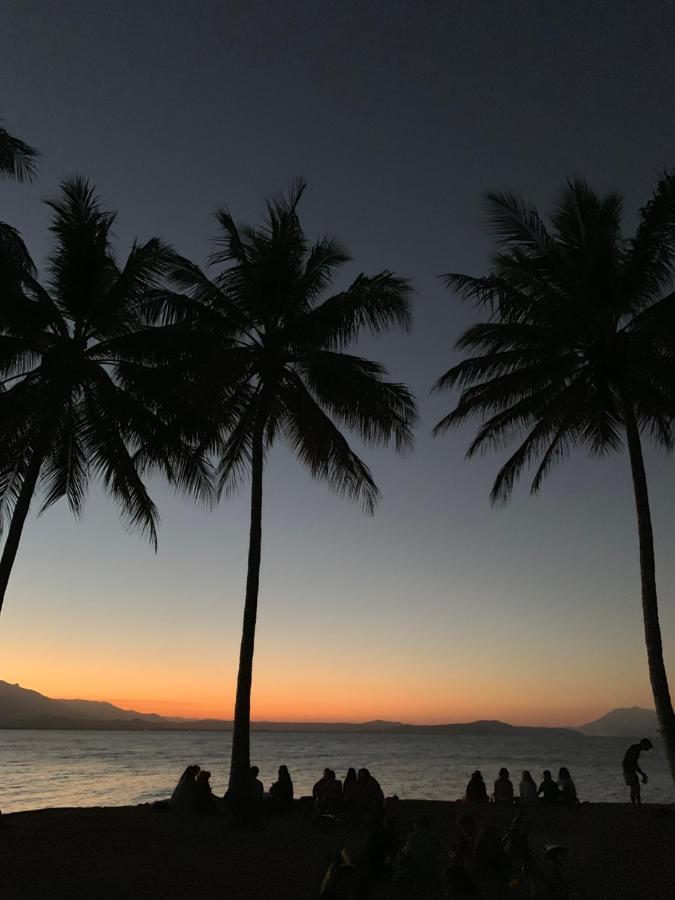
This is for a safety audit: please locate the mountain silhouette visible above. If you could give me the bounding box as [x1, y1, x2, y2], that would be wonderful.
[580, 706, 658, 737]
[0, 681, 588, 736]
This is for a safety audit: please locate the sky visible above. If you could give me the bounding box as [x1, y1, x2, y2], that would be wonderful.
[0, 0, 674, 726]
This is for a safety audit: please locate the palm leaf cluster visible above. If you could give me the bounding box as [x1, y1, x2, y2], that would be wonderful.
[159, 180, 416, 512]
[434, 177, 675, 504]
[0, 178, 210, 564]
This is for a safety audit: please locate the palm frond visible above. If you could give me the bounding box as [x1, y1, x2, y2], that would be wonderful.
[280, 372, 380, 514]
[297, 350, 416, 452]
[0, 122, 39, 182]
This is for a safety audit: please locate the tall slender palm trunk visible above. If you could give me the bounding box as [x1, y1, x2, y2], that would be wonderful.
[0, 443, 46, 616]
[622, 397, 675, 784]
[227, 414, 265, 801]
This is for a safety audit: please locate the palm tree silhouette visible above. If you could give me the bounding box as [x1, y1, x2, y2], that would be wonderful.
[165, 180, 416, 802]
[0, 177, 210, 616]
[0, 119, 38, 182]
[433, 176, 675, 782]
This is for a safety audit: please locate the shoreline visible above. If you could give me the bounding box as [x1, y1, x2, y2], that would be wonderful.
[2, 801, 674, 898]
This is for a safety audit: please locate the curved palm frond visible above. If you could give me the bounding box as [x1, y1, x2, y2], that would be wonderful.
[0, 122, 39, 182]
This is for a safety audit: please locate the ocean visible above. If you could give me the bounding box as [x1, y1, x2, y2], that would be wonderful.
[1, 729, 672, 813]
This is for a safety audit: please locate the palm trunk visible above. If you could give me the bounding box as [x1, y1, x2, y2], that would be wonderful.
[0, 442, 47, 617]
[622, 395, 675, 784]
[227, 411, 265, 802]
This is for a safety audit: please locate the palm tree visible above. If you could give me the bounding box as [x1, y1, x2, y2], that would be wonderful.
[433, 175, 675, 783]
[0, 176, 210, 616]
[0, 119, 39, 182]
[164, 180, 416, 802]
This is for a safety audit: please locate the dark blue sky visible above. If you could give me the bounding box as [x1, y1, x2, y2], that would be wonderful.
[1, 0, 674, 724]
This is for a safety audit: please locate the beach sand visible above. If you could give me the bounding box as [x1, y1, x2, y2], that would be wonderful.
[1, 800, 673, 898]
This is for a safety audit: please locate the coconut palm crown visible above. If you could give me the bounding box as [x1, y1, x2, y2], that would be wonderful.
[0, 177, 211, 615]
[433, 175, 675, 782]
[163, 179, 417, 801]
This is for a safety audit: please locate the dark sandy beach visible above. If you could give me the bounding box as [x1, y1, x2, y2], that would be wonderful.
[1, 800, 673, 898]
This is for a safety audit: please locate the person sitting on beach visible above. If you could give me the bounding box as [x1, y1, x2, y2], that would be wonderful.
[342, 767, 357, 807]
[313, 768, 342, 813]
[269, 764, 294, 812]
[622, 738, 653, 807]
[537, 770, 560, 805]
[394, 814, 440, 891]
[452, 813, 477, 869]
[354, 768, 384, 818]
[519, 770, 538, 807]
[442, 815, 478, 899]
[359, 811, 400, 882]
[249, 766, 264, 804]
[475, 826, 508, 878]
[170, 764, 200, 812]
[465, 770, 489, 803]
[193, 770, 215, 813]
[557, 767, 578, 805]
[493, 768, 514, 804]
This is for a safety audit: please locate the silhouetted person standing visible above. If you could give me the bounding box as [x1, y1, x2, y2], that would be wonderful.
[623, 738, 653, 806]
[493, 768, 514, 804]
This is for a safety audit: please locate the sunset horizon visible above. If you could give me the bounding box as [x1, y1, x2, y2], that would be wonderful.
[1, 2, 674, 896]
[1, 672, 656, 728]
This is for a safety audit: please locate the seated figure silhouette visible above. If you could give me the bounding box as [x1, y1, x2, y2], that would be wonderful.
[194, 770, 215, 813]
[358, 810, 400, 886]
[622, 738, 653, 806]
[557, 767, 578, 806]
[441, 816, 480, 897]
[342, 767, 357, 807]
[475, 826, 508, 880]
[249, 766, 264, 805]
[465, 770, 489, 803]
[313, 768, 342, 813]
[493, 768, 514, 804]
[353, 768, 384, 818]
[394, 813, 439, 892]
[537, 770, 560, 806]
[170, 764, 201, 812]
[519, 770, 538, 806]
[269, 764, 294, 812]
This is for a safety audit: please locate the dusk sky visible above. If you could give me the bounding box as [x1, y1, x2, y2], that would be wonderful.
[1, 0, 674, 726]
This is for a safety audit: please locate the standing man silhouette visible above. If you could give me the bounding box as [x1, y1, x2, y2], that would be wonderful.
[622, 738, 653, 806]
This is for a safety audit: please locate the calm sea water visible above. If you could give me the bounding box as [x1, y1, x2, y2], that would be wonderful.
[0, 730, 672, 813]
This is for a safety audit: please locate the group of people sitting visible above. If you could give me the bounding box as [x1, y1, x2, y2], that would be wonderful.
[162, 763, 294, 815]
[464, 766, 579, 806]
[312, 767, 385, 817]
[321, 802, 568, 898]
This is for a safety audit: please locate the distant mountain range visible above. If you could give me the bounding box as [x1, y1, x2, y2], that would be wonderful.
[579, 706, 659, 737]
[0, 681, 658, 737]
[0, 681, 579, 736]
